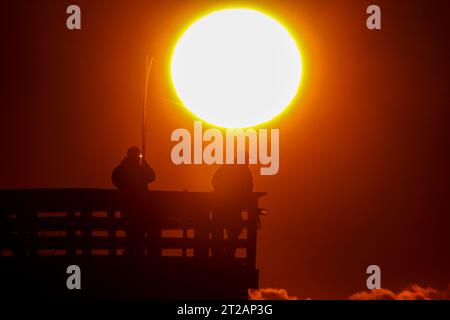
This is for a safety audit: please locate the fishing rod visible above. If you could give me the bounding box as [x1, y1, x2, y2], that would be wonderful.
[141, 56, 154, 161]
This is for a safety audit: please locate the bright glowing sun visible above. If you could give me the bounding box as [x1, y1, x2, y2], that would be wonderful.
[171, 8, 302, 128]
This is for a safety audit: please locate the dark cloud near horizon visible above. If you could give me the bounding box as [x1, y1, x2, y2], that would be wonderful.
[249, 288, 301, 300]
[350, 284, 450, 300]
[251, 284, 450, 300]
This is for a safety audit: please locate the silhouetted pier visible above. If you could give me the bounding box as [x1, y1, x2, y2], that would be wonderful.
[0, 189, 265, 299]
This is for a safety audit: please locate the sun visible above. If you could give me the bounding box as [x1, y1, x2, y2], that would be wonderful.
[171, 8, 302, 128]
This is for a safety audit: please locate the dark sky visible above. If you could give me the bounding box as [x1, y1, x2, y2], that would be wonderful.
[1, 0, 449, 299]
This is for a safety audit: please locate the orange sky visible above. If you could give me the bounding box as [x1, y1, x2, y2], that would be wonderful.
[1, 0, 449, 298]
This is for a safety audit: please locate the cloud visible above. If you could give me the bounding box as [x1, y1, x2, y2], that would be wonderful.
[248, 288, 300, 300]
[349, 288, 397, 300]
[250, 284, 450, 300]
[349, 284, 450, 300]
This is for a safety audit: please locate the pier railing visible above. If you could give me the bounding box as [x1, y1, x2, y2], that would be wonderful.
[0, 189, 265, 268]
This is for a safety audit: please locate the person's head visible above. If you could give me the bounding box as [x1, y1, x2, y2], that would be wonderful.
[126, 146, 141, 164]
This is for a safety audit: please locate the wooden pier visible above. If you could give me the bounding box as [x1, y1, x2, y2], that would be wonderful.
[0, 189, 265, 299]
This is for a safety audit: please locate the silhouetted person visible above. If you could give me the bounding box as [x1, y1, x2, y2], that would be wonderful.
[112, 146, 156, 256]
[112, 146, 155, 194]
[211, 154, 254, 261]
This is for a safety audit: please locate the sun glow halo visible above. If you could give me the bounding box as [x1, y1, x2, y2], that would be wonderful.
[171, 9, 302, 128]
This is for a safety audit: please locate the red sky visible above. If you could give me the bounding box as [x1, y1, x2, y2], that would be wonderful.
[1, 0, 449, 298]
